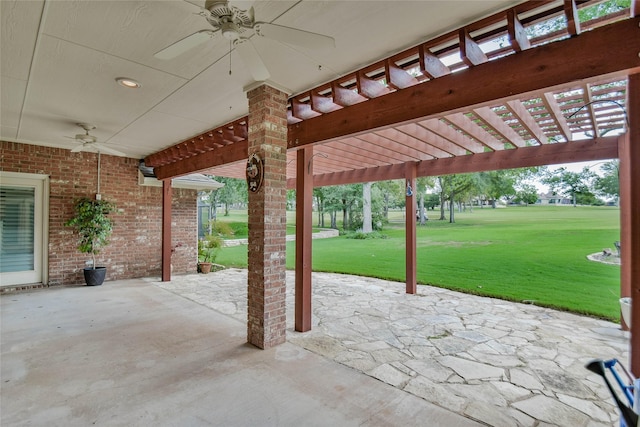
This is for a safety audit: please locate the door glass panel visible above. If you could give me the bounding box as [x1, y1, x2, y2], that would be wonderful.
[0, 186, 35, 273]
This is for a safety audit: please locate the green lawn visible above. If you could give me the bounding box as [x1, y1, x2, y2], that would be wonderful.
[215, 205, 621, 321]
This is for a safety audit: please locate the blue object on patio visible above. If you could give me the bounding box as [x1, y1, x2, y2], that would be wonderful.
[585, 358, 639, 427]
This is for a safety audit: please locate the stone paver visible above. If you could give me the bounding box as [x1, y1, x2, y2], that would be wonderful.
[151, 269, 629, 427]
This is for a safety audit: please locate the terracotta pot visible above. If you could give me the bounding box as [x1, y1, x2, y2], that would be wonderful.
[199, 262, 212, 274]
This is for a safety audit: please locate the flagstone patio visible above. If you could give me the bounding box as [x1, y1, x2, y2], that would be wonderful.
[152, 269, 630, 427]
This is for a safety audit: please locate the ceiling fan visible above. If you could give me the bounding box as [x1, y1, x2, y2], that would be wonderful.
[154, 0, 335, 81]
[67, 123, 126, 157]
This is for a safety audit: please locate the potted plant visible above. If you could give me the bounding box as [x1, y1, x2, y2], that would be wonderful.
[66, 197, 116, 285]
[198, 234, 221, 274]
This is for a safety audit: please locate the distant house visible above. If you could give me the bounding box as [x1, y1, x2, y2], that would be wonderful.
[536, 192, 572, 205]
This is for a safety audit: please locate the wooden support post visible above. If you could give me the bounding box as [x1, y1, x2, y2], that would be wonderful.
[295, 146, 314, 332]
[405, 162, 417, 294]
[626, 73, 640, 375]
[620, 132, 631, 330]
[161, 179, 172, 282]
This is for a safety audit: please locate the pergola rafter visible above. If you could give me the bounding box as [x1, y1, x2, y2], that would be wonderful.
[146, 3, 638, 184]
[142, 0, 640, 374]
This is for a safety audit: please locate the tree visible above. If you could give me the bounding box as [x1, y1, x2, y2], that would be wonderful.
[594, 160, 620, 204]
[478, 168, 542, 208]
[362, 182, 373, 233]
[425, 193, 440, 210]
[65, 197, 116, 270]
[207, 177, 247, 216]
[416, 177, 435, 225]
[489, 170, 517, 207]
[542, 167, 596, 207]
[438, 174, 477, 223]
[514, 183, 539, 205]
[314, 188, 326, 227]
[321, 184, 361, 230]
[374, 180, 403, 220]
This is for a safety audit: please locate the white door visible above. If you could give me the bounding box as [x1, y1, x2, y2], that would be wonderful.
[0, 172, 49, 286]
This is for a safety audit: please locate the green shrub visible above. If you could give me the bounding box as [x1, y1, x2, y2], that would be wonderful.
[345, 231, 388, 240]
[210, 221, 234, 237]
[229, 222, 248, 238]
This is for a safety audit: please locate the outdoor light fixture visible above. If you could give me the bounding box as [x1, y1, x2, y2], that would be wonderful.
[115, 77, 141, 89]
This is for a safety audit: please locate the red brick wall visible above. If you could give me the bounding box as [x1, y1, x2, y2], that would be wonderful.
[1, 141, 197, 285]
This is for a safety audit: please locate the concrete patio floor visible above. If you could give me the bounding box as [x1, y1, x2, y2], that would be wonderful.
[1, 270, 630, 426]
[1, 277, 480, 427]
[152, 269, 630, 427]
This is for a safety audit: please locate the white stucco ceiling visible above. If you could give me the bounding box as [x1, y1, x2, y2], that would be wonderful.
[1, 0, 521, 160]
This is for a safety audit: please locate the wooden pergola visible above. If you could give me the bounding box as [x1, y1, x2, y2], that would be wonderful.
[146, 1, 640, 371]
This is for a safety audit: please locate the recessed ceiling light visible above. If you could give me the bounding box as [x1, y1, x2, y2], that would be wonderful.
[116, 77, 141, 88]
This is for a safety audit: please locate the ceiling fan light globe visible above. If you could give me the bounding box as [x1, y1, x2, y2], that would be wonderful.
[76, 134, 97, 143]
[221, 21, 239, 40]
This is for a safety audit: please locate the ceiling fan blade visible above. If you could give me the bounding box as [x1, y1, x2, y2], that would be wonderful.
[234, 38, 270, 81]
[254, 23, 335, 50]
[227, 0, 254, 11]
[70, 144, 84, 153]
[94, 143, 126, 157]
[154, 30, 217, 60]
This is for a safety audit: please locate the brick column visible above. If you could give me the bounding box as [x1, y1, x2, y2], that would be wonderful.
[246, 83, 289, 349]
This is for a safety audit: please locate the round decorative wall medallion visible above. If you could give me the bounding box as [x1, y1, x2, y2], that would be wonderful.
[246, 153, 264, 192]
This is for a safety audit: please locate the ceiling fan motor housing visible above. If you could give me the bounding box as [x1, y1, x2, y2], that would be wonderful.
[205, 1, 253, 29]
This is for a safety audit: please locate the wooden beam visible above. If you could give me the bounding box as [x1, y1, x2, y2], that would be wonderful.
[287, 18, 640, 150]
[460, 27, 488, 67]
[161, 179, 172, 282]
[295, 146, 313, 332]
[331, 82, 368, 107]
[541, 92, 573, 142]
[324, 140, 395, 165]
[357, 72, 392, 98]
[416, 119, 484, 154]
[507, 9, 530, 52]
[582, 84, 601, 137]
[375, 128, 452, 159]
[405, 162, 417, 294]
[386, 60, 420, 89]
[310, 92, 342, 114]
[293, 98, 322, 120]
[153, 141, 248, 180]
[419, 45, 451, 79]
[336, 137, 416, 163]
[473, 106, 528, 148]
[564, 0, 581, 36]
[416, 137, 618, 177]
[301, 137, 618, 188]
[506, 99, 548, 144]
[233, 120, 248, 139]
[356, 133, 430, 162]
[444, 113, 504, 151]
[309, 163, 407, 188]
[312, 145, 385, 168]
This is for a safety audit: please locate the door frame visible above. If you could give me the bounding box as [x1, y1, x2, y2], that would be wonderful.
[0, 171, 49, 286]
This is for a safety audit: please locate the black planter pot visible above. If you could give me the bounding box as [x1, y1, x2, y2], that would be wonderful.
[83, 267, 107, 286]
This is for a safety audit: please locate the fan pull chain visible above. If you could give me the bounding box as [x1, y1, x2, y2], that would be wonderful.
[229, 40, 232, 76]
